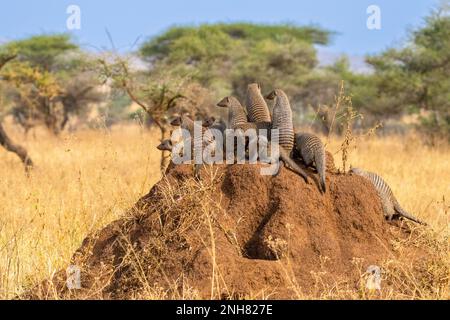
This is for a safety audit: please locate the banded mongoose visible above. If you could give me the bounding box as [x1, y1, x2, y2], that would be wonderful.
[295, 133, 327, 193]
[266, 89, 309, 182]
[218, 96, 308, 182]
[217, 96, 271, 132]
[170, 114, 215, 144]
[170, 114, 215, 179]
[217, 96, 248, 130]
[156, 139, 178, 173]
[350, 168, 427, 225]
[246, 83, 272, 123]
[217, 96, 269, 160]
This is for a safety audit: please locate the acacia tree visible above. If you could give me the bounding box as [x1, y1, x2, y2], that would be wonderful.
[0, 54, 33, 169]
[366, 6, 450, 142]
[2, 35, 104, 134]
[140, 23, 330, 100]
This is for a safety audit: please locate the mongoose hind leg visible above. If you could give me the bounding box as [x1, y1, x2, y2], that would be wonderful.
[279, 152, 310, 183]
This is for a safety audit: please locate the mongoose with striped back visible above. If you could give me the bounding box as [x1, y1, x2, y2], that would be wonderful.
[218, 96, 309, 183]
[217, 96, 270, 161]
[265, 89, 295, 151]
[266, 89, 309, 183]
[170, 114, 215, 179]
[350, 167, 427, 225]
[217, 96, 271, 132]
[295, 133, 327, 193]
[245, 83, 272, 123]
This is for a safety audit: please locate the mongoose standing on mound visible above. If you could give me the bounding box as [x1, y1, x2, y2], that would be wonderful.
[350, 168, 427, 225]
[266, 89, 295, 151]
[217, 96, 271, 132]
[171, 114, 215, 179]
[217, 96, 271, 160]
[295, 133, 327, 193]
[266, 89, 309, 183]
[156, 139, 178, 173]
[246, 83, 272, 124]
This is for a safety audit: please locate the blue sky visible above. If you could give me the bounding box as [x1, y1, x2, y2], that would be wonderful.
[0, 0, 439, 56]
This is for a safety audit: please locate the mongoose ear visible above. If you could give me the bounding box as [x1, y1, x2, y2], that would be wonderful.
[265, 91, 276, 100]
[257, 83, 261, 90]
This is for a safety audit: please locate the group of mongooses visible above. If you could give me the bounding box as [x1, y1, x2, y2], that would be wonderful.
[158, 83, 426, 225]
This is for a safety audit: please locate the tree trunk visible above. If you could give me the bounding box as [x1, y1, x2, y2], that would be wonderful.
[154, 118, 171, 173]
[0, 122, 33, 170]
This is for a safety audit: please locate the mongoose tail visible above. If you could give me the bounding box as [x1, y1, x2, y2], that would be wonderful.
[394, 202, 427, 225]
[279, 148, 309, 183]
[316, 150, 326, 193]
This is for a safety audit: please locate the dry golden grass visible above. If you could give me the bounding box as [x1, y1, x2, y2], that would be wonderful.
[0, 123, 448, 299]
[0, 124, 162, 299]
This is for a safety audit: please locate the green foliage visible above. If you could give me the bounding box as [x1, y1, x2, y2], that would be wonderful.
[141, 23, 330, 59]
[0, 35, 103, 133]
[140, 23, 330, 99]
[366, 6, 450, 139]
[4, 34, 78, 71]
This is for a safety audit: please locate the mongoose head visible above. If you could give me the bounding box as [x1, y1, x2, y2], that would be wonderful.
[171, 113, 191, 127]
[157, 139, 173, 152]
[217, 97, 231, 108]
[217, 96, 242, 108]
[265, 89, 284, 100]
[202, 116, 216, 128]
[247, 83, 262, 93]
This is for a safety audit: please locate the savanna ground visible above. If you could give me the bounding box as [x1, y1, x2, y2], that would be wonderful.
[0, 122, 448, 300]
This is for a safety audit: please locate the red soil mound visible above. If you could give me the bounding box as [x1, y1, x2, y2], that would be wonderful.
[28, 154, 429, 300]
